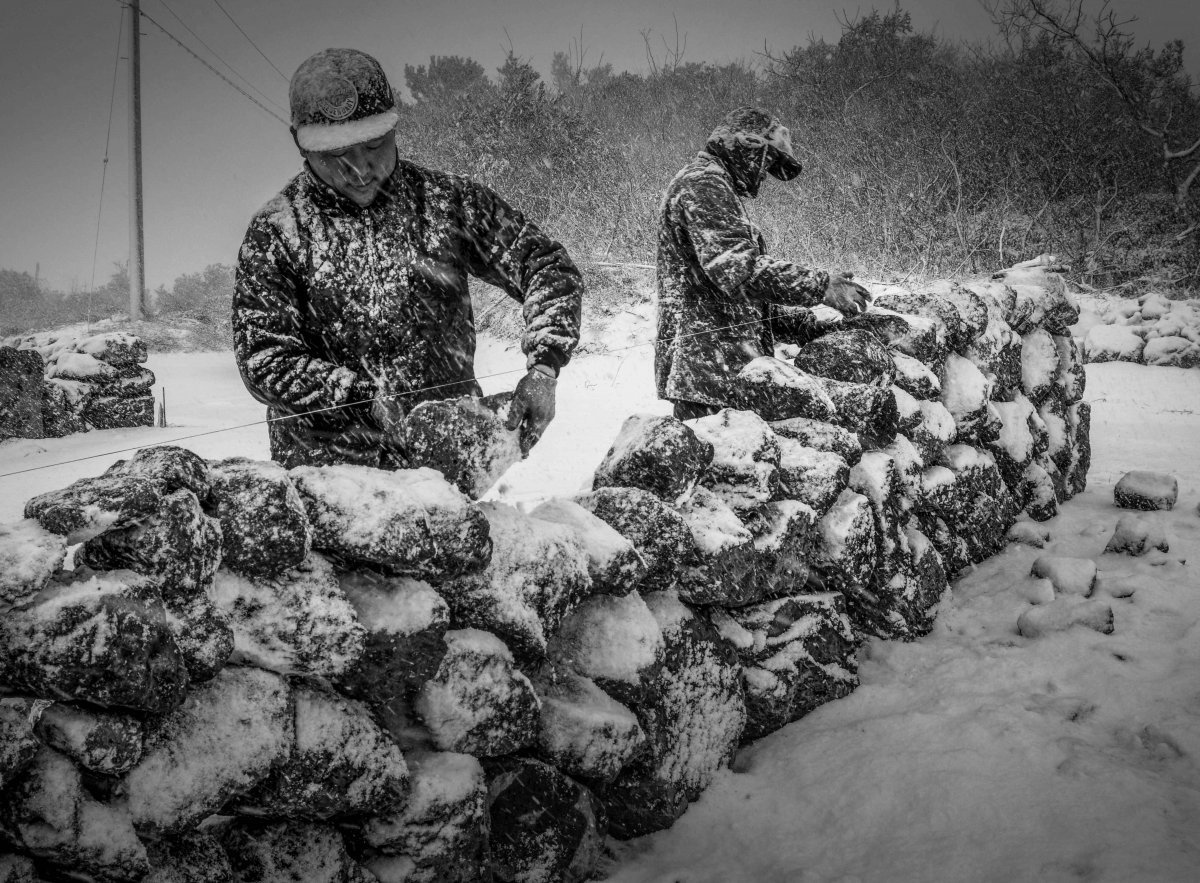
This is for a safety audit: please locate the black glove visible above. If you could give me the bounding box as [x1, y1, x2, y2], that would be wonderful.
[823, 273, 871, 316]
[506, 365, 557, 456]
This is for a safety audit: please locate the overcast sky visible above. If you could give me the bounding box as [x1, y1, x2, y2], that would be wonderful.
[1, 0, 1196, 292]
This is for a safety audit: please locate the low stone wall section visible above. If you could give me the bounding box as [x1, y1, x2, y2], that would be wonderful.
[1082, 291, 1200, 368]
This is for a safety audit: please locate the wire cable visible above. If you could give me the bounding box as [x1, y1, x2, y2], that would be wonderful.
[152, 0, 288, 117]
[87, 3, 127, 331]
[0, 315, 781, 480]
[210, 0, 290, 83]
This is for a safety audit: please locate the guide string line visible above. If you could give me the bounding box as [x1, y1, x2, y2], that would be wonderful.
[0, 314, 783, 481]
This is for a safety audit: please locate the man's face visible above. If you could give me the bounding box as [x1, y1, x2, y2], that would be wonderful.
[304, 130, 398, 207]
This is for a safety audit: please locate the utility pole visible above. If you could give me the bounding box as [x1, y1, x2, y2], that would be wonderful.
[128, 0, 145, 321]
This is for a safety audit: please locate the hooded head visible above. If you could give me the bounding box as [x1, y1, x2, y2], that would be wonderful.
[704, 106, 802, 198]
[290, 48, 400, 153]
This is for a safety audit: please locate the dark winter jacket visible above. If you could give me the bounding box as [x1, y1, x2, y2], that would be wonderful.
[655, 143, 830, 408]
[233, 159, 582, 468]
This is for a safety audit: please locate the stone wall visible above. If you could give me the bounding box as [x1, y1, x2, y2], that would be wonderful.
[0, 332, 155, 440]
[1082, 291, 1200, 368]
[0, 260, 1091, 882]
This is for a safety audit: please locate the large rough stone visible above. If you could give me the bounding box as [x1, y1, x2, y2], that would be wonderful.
[74, 331, 147, 369]
[820, 377, 899, 448]
[163, 592, 234, 683]
[208, 553, 365, 679]
[142, 829, 235, 883]
[714, 592, 858, 741]
[234, 685, 408, 821]
[94, 366, 155, 400]
[692, 408, 782, 510]
[531, 667, 645, 784]
[0, 568, 188, 712]
[1053, 334, 1086, 403]
[908, 399, 957, 465]
[573, 487, 695, 592]
[208, 457, 312, 579]
[811, 489, 878, 591]
[485, 757, 606, 883]
[775, 437, 849, 515]
[33, 703, 143, 776]
[793, 328, 897, 387]
[360, 751, 489, 881]
[591, 413, 713, 502]
[1114, 471, 1178, 511]
[414, 629, 540, 757]
[923, 280, 989, 345]
[84, 394, 154, 429]
[121, 666, 293, 834]
[739, 499, 819, 601]
[437, 502, 590, 660]
[0, 748, 149, 881]
[674, 486, 759, 606]
[1030, 555, 1098, 597]
[291, 464, 489, 580]
[1066, 401, 1092, 497]
[108, 444, 211, 499]
[0, 347, 44, 440]
[529, 498, 646, 596]
[1017, 598, 1114, 638]
[41, 378, 89, 438]
[24, 474, 162, 544]
[939, 353, 993, 441]
[0, 699, 45, 792]
[402, 392, 522, 499]
[732, 357, 836, 422]
[336, 572, 450, 750]
[844, 307, 947, 371]
[872, 288, 966, 351]
[0, 854, 36, 883]
[986, 394, 1044, 492]
[597, 591, 745, 839]
[891, 351, 942, 400]
[76, 488, 222, 601]
[0, 519, 65, 609]
[769, 415, 862, 465]
[1021, 327, 1060, 406]
[219, 821, 374, 883]
[1105, 513, 1170, 556]
[547, 592, 666, 710]
[963, 315, 1022, 398]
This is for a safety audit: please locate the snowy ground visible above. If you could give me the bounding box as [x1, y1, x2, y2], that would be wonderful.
[2, 306, 1199, 882]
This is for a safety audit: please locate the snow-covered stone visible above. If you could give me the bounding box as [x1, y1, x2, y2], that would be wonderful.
[692, 408, 781, 510]
[122, 665, 293, 834]
[819, 377, 899, 448]
[733, 356, 836, 422]
[1053, 334, 1087, 403]
[208, 457, 312, 579]
[1017, 598, 1114, 638]
[23, 474, 162, 545]
[1142, 335, 1200, 368]
[485, 756, 606, 883]
[1084, 324, 1145, 363]
[963, 315, 1022, 398]
[0, 519, 65, 609]
[234, 685, 409, 820]
[1021, 327, 1059, 405]
[0, 747, 149, 881]
[792, 328, 897, 386]
[1030, 555, 1098, 597]
[361, 750, 488, 877]
[162, 592, 234, 683]
[1065, 401, 1092, 498]
[106, 444, 211, 499]
[76, 488, 222, 601]
[741, 499, 819, 597]
[0, 854, 36, 882]
[414, 629, 540, 757]
[219, 821, 373, 883]
[1007, 521, 1051, 548]
[142, 830, 234, 883]
[45, 350, 118, 383]
[437, 502, 591, 660]
[573, 486, 695, 591]
[0, 347, 43, 440]
[208, 553, 365, 679]
[402, 392, 522, 499]
[591, 413, 713, 502]
[674, 486, 759, 606]
[33, 703, 143, 776]
[891, 350, 942, 400]
[1021, 459, 1060, 522]
[83, 394, 154, 429]
[0, 699, 44, 792]
[530, 498, 646, 596]
[872, 289, 967, 351]
[812, 489, 878, 590]
[547, 592, 666, 709]
[41, 378, 89, 437]
[597, 591, 745, 839]
[847, 307, 947, 370]
[908, 399, 958, 465]
[0, 568, 188, 713]
[769, 415, 862, 465]
[939, 353, 993, 440]
[1104, 514, 1170, 556]
[74, 331, 147, 369]
[1114, 470, 1178, 511]
[775, 437, 849, 514]
[291, 464, 490, 579]
[532, 666, 646, 782]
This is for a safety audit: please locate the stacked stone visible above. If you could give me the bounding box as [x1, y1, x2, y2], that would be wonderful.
[1082, 291, 1200, 368]
[0, 331, 155, 438]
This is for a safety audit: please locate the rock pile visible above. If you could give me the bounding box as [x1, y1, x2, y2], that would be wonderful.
[0, 331, 155, 440]
[0, 260, 1093, 881]
[1082, 291, 1200, 368]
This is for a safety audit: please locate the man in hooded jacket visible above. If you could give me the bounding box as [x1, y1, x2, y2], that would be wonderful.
[655, 106, 869, 419]
[233, 48, 582, 469]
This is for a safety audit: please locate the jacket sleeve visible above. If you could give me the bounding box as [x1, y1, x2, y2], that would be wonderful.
[681, 175, 830, 307]
[458, 180, 583, 372]
[232, 212, 372, 413]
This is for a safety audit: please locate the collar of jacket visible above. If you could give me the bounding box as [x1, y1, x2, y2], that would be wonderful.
[700, 140, 765, 199]
[300, 160, 403, 213]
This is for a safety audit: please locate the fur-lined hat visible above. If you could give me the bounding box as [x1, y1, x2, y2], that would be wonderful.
[290, 48, 399, 152]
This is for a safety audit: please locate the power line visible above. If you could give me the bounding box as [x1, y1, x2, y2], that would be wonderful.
[210, 0, 290, 84]
[136, 7, 289, 126]
[152, 0, 288, 117]
[88, 3, 127, 330]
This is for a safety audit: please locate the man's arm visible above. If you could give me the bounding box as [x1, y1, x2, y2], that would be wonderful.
[232, 215, 374, 415]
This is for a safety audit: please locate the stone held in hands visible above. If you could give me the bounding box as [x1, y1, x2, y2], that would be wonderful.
[402, 392, 523, 499]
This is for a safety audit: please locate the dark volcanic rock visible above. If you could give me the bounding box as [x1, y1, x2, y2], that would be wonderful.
[692, 408, 782, 511]
[592, 413, 713, 502]
[33, 702, 144, 776]
[792, 328, 898, 387]
[24, 474, 162, 544]
[532, 666, 645, 783]
[843, 308, 948, 371]
[1114, 471, 1178, 511]
[208, 457, 312, 578]
[874, 288, 970, 352]
[108, 444, 212, 499]
[84, 394, 154, 429]
[143, 829, 235, 883]
[574, 486, 695, 592]
[0, 346, 44, 440]
[219, 821, 374, 883]
[0, 698, 44, 791]
[775, 437, 850, 515]
[769, 415, 862, 465]
[0, 519, 66, 609]
[732, 356, 836, 422]
[530, 498, 647, 596]
[403, 392, 522, 499]
[674, 486, 760, 606]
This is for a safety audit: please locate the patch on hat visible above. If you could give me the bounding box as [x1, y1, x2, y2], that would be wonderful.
[317, 76, 358, 122]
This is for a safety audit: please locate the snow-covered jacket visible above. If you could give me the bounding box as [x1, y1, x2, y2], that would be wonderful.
[655, 144, 830, 407]
[233, 159, 582, 468]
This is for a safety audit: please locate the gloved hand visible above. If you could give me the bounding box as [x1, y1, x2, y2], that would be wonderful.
[823, 273, 871, 316]
[506, 364, 558, 456]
